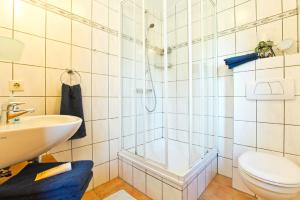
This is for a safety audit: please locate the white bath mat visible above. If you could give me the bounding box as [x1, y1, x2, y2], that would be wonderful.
[103, 190, 136, 200]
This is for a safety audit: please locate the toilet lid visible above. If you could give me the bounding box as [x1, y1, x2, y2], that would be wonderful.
[238, 152, 300, 186]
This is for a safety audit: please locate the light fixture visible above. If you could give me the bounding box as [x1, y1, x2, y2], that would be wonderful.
[0, 36, 24, 62]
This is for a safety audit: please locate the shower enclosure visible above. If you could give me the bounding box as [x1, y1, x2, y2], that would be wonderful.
[119, 0, 217, 198]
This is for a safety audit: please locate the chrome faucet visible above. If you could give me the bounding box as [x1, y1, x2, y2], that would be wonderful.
[0, 102, 35, 125]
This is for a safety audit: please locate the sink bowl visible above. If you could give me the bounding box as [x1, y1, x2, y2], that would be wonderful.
[0, 115, 82, 169]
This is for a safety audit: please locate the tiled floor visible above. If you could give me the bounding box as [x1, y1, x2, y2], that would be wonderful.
[82, 175, 256, 200]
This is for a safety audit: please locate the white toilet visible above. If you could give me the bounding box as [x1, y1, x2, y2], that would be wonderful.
[238, 151, 300, 200]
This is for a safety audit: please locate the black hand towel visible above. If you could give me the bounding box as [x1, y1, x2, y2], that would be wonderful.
[60, 83, 86, 140]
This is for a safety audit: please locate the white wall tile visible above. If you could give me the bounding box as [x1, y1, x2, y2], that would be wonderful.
[51, 150, 72, 162]
[197, 170, 206, 197]
[285, 125, 300, 155]
[218, 34, 235, 56]
[14, 64, 45, 96]
[163, 183, 182, 200]
[109, 35, 119, 55]
[92, 51, 108, 75]
[93, 120, 109, 143]
[109, 55, 119, 76]
[133, 167, 146, 193]
[0, 62, 12, 96]
[234, 97, 256, 121]
[256, 56, 284, 70]
[47, 0, 71, 11]
[72, 145, 93, 161]
[93, 162, 109, 187]
[109, 118, 121, 139]
[219, 97, 234, 117]
[217, 9, 235, 32]
[72, 0, 92, 19]
[257, 0, 282, 19]
[109, 98, 120, 119]
[257, 101, 284, 124]
[93, 141, 109, 165]
[218, 117, 233, 138]
[217, 0, 234, 12]
[46, 40, 71, 69]
[236, 28, 257, 53]
[235, 0, 256, 26]
[257, 21, 283, 43]
[286, 96, 300, 125]
[92, 74, 108, 96]
[93, 0, 108, 26]
[46, 12, 71, 43]
[285, 53, 300, 66]
[92, 97, 108, 119]
[234, 71, 255, 97]
[188, 178, 198, 200]
[109, 139, 119, 160]
[50, 140, 71, 153]
[283, 16, 298, 54]
[72, 46, 92, 73]
[257, 123, 284, 152]
[46, 68, 63, 96]
[0, 0, 13, 28]
[218, 137, 233, 159]
[146, 175, 162, 200]
[122, 161, 133, 185]
[285, 154, 300, 166]
[92, 29, 108, 53]
[110, 159, 118, 180]
[234, 121, 256, 147]
[218, 76, 233, 96]
[14, 32, 45, 66]
[72, 21, 91, 48]
[218, 157, 232, 178]
[14, 1, 45, 36]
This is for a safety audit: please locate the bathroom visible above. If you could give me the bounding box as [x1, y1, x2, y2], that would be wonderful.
[0, 0, 300, 199]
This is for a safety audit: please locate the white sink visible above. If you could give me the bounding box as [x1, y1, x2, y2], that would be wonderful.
[0, 115, 82, 169]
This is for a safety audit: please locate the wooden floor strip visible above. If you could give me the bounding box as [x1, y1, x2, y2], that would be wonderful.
[83, 175, 256, 200]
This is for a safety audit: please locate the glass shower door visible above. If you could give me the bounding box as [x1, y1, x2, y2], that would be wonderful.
[121, 0, 167, 167]
[121, 0, 144, 157]
[191, 0, 217, 166]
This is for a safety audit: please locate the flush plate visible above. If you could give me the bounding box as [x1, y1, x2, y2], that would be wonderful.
[246, 79, 295, 100]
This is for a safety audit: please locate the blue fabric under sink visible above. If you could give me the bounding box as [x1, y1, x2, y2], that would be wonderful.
[0, 160, 93, 200]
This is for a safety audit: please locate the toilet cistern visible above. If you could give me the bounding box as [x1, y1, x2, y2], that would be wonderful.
[0, 102, 35, 125]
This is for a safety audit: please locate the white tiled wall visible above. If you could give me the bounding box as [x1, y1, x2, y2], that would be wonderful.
[0, 0, 121, 189]
[230, 54, 300, 194]
[216, 0, 300, 183]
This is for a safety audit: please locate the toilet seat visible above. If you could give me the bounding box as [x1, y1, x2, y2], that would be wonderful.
[238, 152, 300, 188]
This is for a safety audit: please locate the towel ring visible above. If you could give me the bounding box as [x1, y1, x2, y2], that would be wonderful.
[60, 69, 82, 85]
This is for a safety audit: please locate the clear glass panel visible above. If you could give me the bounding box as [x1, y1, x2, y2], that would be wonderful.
[121, 0, 166, 166]
[167, 0, 190, 171]
[121, 0, 217, 172]
[191, 0, 217, 165]
[143, 1, 166, 166]
[121, 0, 142, 156]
